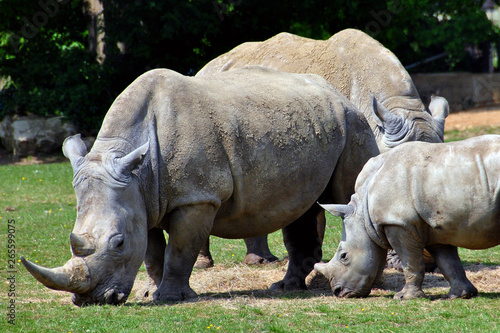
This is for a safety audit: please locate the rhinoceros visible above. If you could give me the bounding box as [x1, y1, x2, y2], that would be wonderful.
[195, 28, 449, 267]
[315, 135, 500, 299]
[21, 66, 379, 305]
[197, 29, 449, 152]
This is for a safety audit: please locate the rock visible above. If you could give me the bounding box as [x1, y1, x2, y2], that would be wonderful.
[0, 115, 77, 157]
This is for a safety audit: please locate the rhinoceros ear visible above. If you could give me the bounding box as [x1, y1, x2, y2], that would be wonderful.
[318, 203, 354, 219]
[428, 95, 449, 141]
[62, 134, 88, 171]
[115, 141, 150, 176]
[371, 93, 409, 144]
[371, 93, 402, 129]
[428, 94, 449, 121]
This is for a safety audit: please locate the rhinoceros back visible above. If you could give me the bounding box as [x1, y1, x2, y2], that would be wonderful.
[365, 135, 500, 249]
[95, 66, 364, 238]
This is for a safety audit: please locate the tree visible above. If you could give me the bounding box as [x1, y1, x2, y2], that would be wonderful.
[0, 0, 107, 131]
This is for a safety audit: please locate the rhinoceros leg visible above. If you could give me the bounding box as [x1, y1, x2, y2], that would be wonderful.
[270, 205, 322, 291]
[244, 210, 326, 265]
[153, 203, 215, 303]
[426, 245, 478, 299]
[194, 238, 214, 269]
[385, 226, 427, 300]
[243, 236, 279, 265]
[136, 228, 166, 299]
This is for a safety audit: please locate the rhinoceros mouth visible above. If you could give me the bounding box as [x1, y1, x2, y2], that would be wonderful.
[333, 284, 370, 298]
[333, 285, 354, 298]
[72, 286, 129, 306]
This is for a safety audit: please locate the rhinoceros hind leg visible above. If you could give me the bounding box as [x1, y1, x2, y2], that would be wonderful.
[270, 205, 322, 291]
[243, 236, 279, 265]
[386, 249, 436, 273]
[194, 238, 214, 269]
[154, 204, 215, 303]
[426, 245, 478, 299]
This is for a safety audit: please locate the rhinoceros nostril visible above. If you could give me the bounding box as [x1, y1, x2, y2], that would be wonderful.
[116, 292, 127, 303]
[333, 286, 342, 297]
[104, 289, 128, 304]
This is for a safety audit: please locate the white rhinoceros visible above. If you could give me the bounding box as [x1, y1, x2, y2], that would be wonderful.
[195, 28, 449, 268]
[21, 66, 379, 305]
[197, 29, 449, 152]
[315, 135, 500, 299]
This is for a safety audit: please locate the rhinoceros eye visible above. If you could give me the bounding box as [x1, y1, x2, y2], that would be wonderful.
[109, 234, 125, 250]
[339, 252, 349, 264]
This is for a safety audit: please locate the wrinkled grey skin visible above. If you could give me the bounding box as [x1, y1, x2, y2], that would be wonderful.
[197, 29, 449, 152]
[22, 66, 379, 305]
[195, 28, 449, 267]
[315, 135, 500, 299]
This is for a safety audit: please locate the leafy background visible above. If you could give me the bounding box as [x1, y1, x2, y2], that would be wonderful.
[0, 0, 499, 131]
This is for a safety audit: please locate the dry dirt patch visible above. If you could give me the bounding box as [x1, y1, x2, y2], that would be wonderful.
[445, 107, 500, 131]
[128, 261, 500, 304]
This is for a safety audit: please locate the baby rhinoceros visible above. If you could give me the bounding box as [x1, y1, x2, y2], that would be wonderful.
[315, 135, 500, 300]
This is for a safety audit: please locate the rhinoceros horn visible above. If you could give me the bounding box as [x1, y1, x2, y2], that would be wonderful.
[318, 203, 354, 219]
[21, 256, 91, 294]
[70, 233, 95, 256]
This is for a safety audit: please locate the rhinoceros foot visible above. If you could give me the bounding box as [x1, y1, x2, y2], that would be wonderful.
[194, 254, 214, 269]
[448, 283, 478, 299]
[394, 286, 427, 300]
[153, 285, 198, 303]
[243, 253, 279, 265]
[135, 278, 157, 300]
[269, 277, 307, 291]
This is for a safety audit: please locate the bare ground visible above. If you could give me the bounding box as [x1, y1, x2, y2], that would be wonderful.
[444, 106, 500, 130]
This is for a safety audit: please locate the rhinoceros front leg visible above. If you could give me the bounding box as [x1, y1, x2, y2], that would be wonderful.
[385, 226, 427, 300]
[136, 228, 166, 299]
[154, 203, 215, 303]
[426, 244, 478, 299]
[270, 205, 322, 291]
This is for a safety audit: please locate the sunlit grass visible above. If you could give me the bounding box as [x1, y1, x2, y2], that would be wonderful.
[1, 125, 499, 332]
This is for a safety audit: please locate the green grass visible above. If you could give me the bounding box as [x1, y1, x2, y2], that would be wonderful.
[1, 127, 500, 332]
[444, 125, 500, 142]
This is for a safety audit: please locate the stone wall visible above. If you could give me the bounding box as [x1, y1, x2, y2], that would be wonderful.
[411, 73, 500, 112]
[0, 116, 77, 157]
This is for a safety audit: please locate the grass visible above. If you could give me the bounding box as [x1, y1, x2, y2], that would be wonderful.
[1, 126, 500, 332]
[443, 125, 500, 142]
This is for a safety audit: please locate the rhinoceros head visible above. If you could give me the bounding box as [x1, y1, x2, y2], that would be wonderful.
[371, 94, 449, 152]
[22, 134, 150, 306]
[315, 202, 387, 298]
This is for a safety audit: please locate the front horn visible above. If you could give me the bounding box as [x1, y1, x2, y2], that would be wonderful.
[21, 256, 91, 294]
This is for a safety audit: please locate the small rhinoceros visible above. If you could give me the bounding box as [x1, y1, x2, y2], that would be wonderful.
[315, 135, 500, 300]
[21, 66, 379, 305]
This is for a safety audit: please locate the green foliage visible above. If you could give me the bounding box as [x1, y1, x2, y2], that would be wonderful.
[377, 0, 500, 72]
[0, 0, 499, 132]
[0, 0, 107, 130]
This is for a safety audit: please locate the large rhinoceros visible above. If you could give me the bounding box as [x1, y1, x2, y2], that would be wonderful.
[195, 28, 449, 267]
[315, 135, 500, 299]
[197, 29, 449, 152]
[21, 66, 379, 305]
